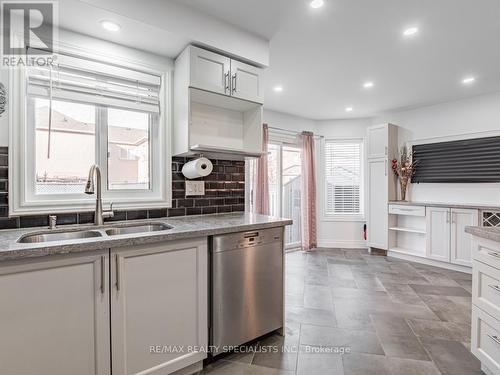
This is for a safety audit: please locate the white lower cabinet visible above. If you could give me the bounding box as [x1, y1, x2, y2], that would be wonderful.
[0, 251, 111, 375]
[111, 238, 207, 375]
[368, 158, 389, 250]
[426, 207, 451, 262]
[0, 238, 208, 375]
[426, 207, 478, 267]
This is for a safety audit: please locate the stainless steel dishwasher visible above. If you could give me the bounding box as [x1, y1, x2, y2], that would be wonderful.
[210, 227, 284, 356]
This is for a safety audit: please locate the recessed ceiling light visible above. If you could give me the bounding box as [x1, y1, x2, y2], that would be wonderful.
[462, 76, 476, 85]
[403, 27, 419, 37]
[273, 86, 284, 92]
[310, 0, 324, 9]
[100, 20, 121, 32]
[345, 107, 353, 112]
[363, 81, 374, 89]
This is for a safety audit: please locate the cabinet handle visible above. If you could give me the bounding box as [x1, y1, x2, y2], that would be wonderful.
[488, 334, 500, 345]
[224, 71, 230, 93]
[385, 162, 387, 176]
[488, 252, 500, 259]
[488, 284, 500, 293]
[100, 255, 105, 294]
[232, 73, 237, 93]
[446, 212, 450, 223]
[115, 254, 120, 291]
[385, 146, 388, 156]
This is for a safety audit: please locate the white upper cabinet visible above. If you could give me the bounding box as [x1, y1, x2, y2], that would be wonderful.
[426, 207, 451, 262]
[185, 45, 263, 104]
[174, 45, 264, 158]
[367, 124, 389, 159]
[230, 60, 264, 103]
[190, 47, 231, 96]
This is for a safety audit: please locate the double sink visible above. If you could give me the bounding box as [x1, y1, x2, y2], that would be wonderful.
[18, 223, 172, 244]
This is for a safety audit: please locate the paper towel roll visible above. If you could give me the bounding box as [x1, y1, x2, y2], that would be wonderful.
[182, 157, 213, 179]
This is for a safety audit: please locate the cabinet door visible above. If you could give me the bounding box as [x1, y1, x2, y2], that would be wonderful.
[111, 238, 207, 375]
[367, 124, 388, 159]
[230, 60, 264, 103]
[368, 158, 389, 250]
[426, 207, 451, 262]
[451, 208, 478, 267]
[0, 251, 110, 375]
[190, 46, 231, 95]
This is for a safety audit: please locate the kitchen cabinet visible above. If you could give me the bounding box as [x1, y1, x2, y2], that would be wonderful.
[187, 45, 263, 104]
[426, 207, 451, 262]
[230, 59, 263, 103]
[111, 238, 207, 375]
[367, 123, 398, 251]
[451, 208, 479, 267]
[0, 238, 207, 375]
[174, 45, 264, 159]
[368, 158, 389, 250]
[190, 47, 231, 96]
[0, 251, 111, 375]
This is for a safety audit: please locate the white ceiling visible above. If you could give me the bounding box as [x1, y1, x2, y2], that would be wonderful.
[173, 0, 500, 119]
[58, 0, 500, 120]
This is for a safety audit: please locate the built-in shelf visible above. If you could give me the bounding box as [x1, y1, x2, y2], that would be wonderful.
[388, 247, 427, 258]
[389, 227, 426, 235]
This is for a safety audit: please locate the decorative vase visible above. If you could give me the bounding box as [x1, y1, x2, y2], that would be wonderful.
[400, 177, 409, 201]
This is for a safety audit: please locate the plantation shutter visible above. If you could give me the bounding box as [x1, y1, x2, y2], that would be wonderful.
[324, 141, 362, 215]
[26, 49, 161, 114]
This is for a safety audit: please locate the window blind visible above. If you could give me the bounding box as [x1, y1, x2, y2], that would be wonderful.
[26, 51, 161, 114]
[324, 141, 362, 215]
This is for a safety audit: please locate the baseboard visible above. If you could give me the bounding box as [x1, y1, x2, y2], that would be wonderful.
[387, 251, 472, 274]
[317, 239, 368, 249]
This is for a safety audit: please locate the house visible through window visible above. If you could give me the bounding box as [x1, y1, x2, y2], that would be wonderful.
[12, 49, 169, 214]
[324, 140, 364, 217]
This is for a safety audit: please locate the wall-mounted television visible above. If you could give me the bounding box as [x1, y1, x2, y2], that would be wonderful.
[412, 135, 500, 183]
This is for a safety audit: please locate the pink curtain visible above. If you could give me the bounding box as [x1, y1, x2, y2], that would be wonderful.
[300, 131, 317, 251]
[254, 124, 269, 215]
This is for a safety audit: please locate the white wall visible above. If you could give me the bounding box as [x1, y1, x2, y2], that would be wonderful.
[263, 109, 316, 133]
[0, 28, 173, 148]
[315, 119, 372, 248]
[374, 92, 500, 206]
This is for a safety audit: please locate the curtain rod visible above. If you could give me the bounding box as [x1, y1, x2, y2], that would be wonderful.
[267, 126, 324, 139]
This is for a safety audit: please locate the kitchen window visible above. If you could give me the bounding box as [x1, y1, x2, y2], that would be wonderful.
[10, 49, 171, 215]
[323, 139, 364, 219]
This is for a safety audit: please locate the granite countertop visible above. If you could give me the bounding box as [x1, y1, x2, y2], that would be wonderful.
[0, 213, 292, 262]
[465, 226, 500, 243]
[389, 200, 500, 211]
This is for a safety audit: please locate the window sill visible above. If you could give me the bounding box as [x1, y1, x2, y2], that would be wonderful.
[321, 215, 366, 222]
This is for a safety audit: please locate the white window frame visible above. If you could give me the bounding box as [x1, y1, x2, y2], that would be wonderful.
[9, 43, 172, 215]
[320, 137, 365, 222]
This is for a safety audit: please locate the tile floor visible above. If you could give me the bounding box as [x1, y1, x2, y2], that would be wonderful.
[199, 249, 482, 375]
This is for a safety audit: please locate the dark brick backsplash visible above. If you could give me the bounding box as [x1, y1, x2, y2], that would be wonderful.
[0, 151, 245, 229]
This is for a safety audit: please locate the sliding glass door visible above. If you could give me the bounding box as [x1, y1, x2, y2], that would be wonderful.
[268, 143, 302, 249]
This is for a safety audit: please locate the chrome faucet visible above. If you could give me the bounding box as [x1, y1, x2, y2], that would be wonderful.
[85, 165, 114, 225]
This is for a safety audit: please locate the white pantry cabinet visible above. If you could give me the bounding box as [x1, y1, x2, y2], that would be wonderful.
[111, 238, 207, 375]
[0, 251, 111, 375]
[367, 123, 398, 251]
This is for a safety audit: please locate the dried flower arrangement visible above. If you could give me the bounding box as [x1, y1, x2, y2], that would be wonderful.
[391, 146, 417, 201]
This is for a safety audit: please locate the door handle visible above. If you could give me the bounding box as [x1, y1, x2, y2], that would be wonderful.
[488, 252, 500, 259]
[100, 255, 105, 294]
[488, 284, 500, 293]
[115, 253, 121, 291]
[488, 334, 500, 345]
[224, 71, 230, 94]
[232, 73, 237, 93]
